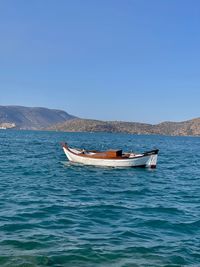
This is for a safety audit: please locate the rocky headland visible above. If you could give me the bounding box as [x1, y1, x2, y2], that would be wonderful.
[0, 106, 76, 130]
[47, 118, 200, 136]
[0, 105, 199, 136]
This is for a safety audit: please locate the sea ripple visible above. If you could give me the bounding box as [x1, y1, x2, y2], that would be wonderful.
[0, 131, 200, 266]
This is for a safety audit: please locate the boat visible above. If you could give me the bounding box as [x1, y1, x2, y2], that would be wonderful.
[61, 143, 159, 168]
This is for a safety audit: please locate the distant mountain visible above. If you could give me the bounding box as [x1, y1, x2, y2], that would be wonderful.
[1, 105, 199, 136]
[47, 118, 200, 136]
[0, 106, 76, 129]
[48, 119, 154, 134]
[154, 118, 200, 136]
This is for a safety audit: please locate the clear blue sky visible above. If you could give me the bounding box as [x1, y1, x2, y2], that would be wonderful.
[0, 0, 200, 123]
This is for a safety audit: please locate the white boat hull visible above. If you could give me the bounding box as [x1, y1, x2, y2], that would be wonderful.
[62, 146, 158, 168]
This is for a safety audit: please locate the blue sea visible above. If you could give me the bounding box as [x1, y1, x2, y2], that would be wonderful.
[0, 130, 200, 267]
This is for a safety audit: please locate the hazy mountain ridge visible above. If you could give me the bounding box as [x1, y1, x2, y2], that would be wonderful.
[47, 117, 200, 136]
[0, 106, 76, 129]
[1, 105, 199, 136]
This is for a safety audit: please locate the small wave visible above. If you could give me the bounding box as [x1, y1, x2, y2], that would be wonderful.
[0, 239, 45, 250]
[103, 188, 151, 196]
[135, 206, 185, 215]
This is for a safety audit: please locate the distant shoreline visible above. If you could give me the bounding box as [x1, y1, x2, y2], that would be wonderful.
[0, 105, 199, 136]
[46, 118, 200, 137]
[2, 126, 200, 138]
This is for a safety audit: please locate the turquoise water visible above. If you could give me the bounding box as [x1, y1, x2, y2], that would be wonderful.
[0, 130, 200, 267]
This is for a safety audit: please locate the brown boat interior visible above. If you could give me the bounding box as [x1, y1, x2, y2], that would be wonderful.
[78, 149, 131, 159]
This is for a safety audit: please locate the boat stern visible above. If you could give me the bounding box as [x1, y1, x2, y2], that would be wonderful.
[144, 149, 159, 168]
